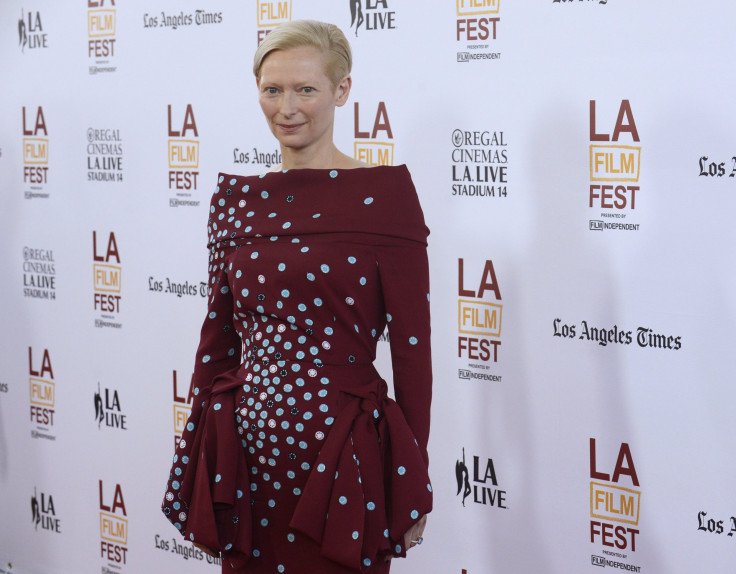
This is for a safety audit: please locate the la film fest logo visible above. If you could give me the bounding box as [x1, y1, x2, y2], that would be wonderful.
[168, 104, 201, 207]
[87, 0, 117, 75]
[588, 100, 642, 232]
[87, 128, 123, 183]
[455, 0, 501, 63]
[172, 369, 193, 447]
[18, 9, 48, 52]
[93, 230, 123, 328]
[142, 9, 223, 30]
[348, 0, 396, 36]
[589, 438, 642, 570]
[22, 105, 49, 199]
[31, 487, 61, 533]
[256, 0, 292, 44]
[94, 382, 127, 430]
[451, 129, 508, 197]
[23, 247, 56, 300]
[29, 347, 56, 440]
[99, 480, 129, 567]
[553, 318, 682, 351]
[457, 258, 503, 376]
[455, 448, 507, 509]
[354, 102, 394, 166]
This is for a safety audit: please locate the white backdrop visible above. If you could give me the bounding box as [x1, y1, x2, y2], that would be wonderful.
[2, 1, 736, 573]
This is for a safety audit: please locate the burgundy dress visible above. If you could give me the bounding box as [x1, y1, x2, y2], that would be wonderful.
[162, 166, 433, 574]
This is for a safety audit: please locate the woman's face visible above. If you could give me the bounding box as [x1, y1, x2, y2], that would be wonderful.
[258, 46, 350, 156]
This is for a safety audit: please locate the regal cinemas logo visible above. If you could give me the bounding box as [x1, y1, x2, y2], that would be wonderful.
[87, 128, 123, 183]
[451, 129, 507, 197]
[173, 370, 194, 448]
[455, 448, 507, 509]
[354, 102, 393, 166]
[22, 106, 49, 198]
[23, 246, 56, 300]
[88, 0, 117, 74]
[456, 0, 500, 62]
[31, 487, 61, 533]
[348, 0, 396, 36]
[256, 0, 292, 44]
[589, 438, 641, 555]
[95, 383, 127, 430]
[18, 9, 48, 52]
[99, 480, 128, 567]
[458, 258, 502, 366]
[168, 104, 201, 207]
[29, 347, 56, 439]
[93, 231, 122, 327]
[588, 100, 642, 232]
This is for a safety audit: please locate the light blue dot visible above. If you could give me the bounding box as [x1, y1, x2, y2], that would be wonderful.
[268, 499, 276, 508]
[261, 191, 269, 198]
[314, 298, 322, 306]
[261, 518, 269, 526]
[364, 559, 372, 567]
[409, 336, 418, 345]
[367, 502, 375, 510]
[278, 263, 286, 271]
[398, 466, 406, 475]
[348, 256, 356, 264]
[411, 509, 419, 519]
[241, 288, 249, 297]
[386, 313, 393, 322]
[313, 213, 321, 218]
[307, 273, 315, 281]
[317, 463, 326, 472]
[427, 483, 433, 492]
[268, 212, 277, 218]
[287, 533, 295, 542]
[278, 566, 285, 573]
[293, 487, 302, 495]
[215, 474, 222, 483]
[324, 327, 333, 335]
[352, 531, 359, 540]
[242, 185, 249, 192]
[237, 490, 243, 498]
[339, 496, 347, 505]
[218, 198, 226, 206]
[225, 543, 233, 550]
[395, 544, 402, 553]
[364, 197, 374, 205]
[218, 176, 224, 183]
[329, 170, 338, 178]
[202, 355, 211, 363]
[319, 404, 328, 412]
[174, 467, 182, 476]
[320, 264, 330, 273]
[182, 456, 189, 464]
[172, 481, 180, 490]
[253, 549, 260, 557]
[373, 409, 379, 419]
[360, 277, 367, 285]
[384, 529, 389, 538]
[186, 422, 194, 431]
[251, 252, 259, 259]
[214, 403, 222, 411]
[301, 246, 309, 253]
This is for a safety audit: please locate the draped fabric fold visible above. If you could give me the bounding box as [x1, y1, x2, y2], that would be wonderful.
[162, 367, 253, 570]
[289, 379, 433, 572]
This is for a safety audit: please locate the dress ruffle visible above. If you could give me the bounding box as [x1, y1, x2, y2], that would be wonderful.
[163, 370, 432, 572]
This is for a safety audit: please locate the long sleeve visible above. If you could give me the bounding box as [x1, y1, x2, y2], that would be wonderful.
[376, 238, 432, 467]
[190, 243, 241, 397]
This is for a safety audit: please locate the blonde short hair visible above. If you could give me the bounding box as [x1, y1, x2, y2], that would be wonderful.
[253, 20, 352, 88]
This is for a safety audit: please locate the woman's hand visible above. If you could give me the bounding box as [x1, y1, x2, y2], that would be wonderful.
[193, 542, 220, 558]
[384, 514, 428, 562]
[403, 513, 427, 551]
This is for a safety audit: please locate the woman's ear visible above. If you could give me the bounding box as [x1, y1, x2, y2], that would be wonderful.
[335, 75, 352, 107]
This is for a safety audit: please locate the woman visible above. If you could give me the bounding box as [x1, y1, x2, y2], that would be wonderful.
[162, 20, 432, 574]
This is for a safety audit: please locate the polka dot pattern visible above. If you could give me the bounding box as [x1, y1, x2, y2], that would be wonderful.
[162, 168, 432, 573]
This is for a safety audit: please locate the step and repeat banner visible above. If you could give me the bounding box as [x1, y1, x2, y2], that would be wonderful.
[1, 1, 735, 573]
